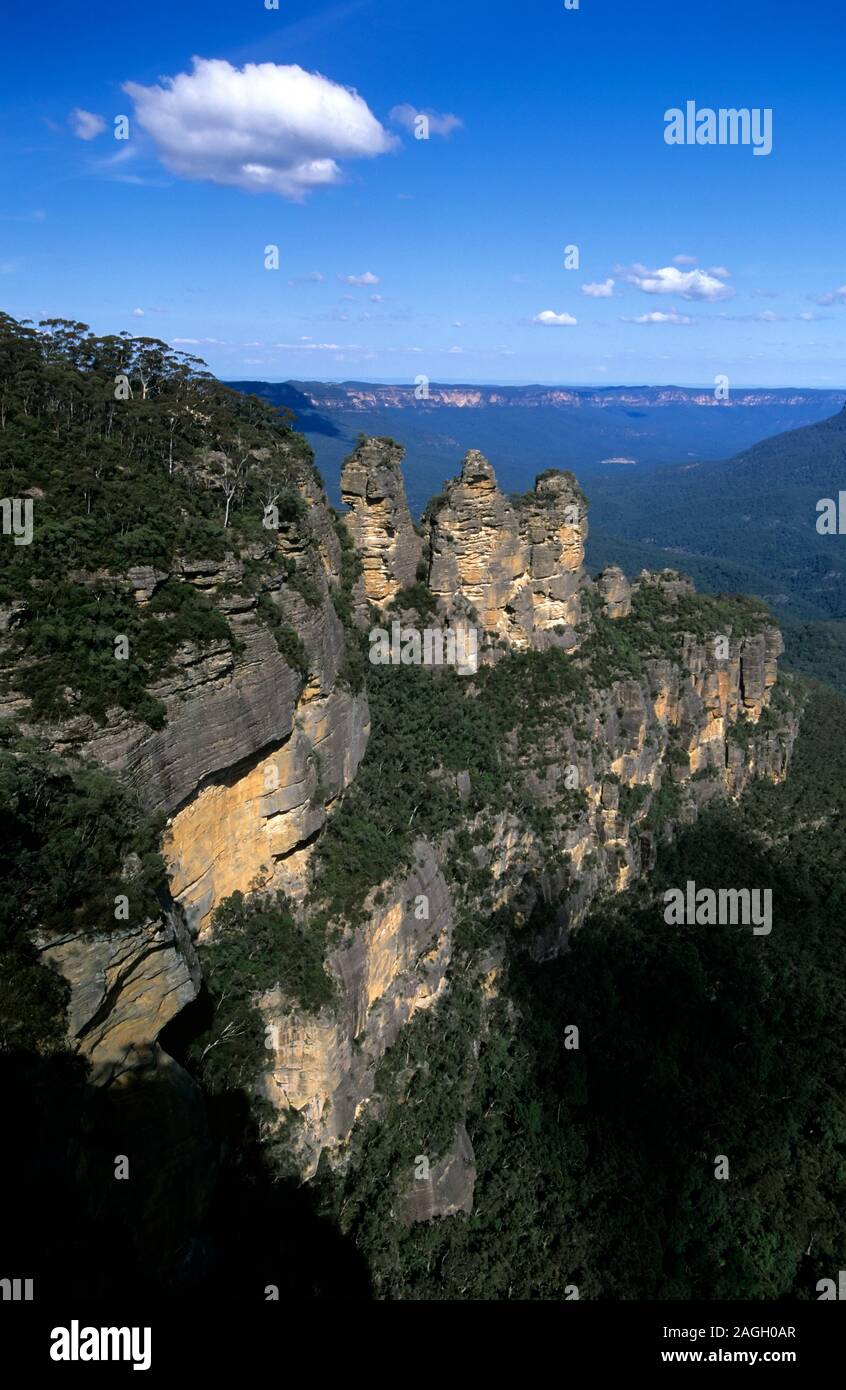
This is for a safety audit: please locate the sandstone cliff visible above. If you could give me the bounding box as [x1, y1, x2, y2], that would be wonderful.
[340, 435, 423, 619]
[426, 451, 586, 650]
[25, 434, 798, 1214]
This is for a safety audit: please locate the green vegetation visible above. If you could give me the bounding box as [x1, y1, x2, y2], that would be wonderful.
[389, 579, 438, 623]
[0, 313, 318, 725]
[188, 888, 336, 1094]
[0, 727, 166, 1051]
[320, 679, 846, 1300]
[311, 647, 588, 919]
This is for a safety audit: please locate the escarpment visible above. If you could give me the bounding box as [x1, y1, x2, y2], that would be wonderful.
[18, 429, 799, 1207]
[246, 441, 798, 1176]
[3, 436, 369, 1106]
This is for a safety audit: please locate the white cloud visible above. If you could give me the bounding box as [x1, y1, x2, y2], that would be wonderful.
[132, 307, 145, 317]
[707, 266, 732, 280]
[370, 293, 384, 302]
[672, 254, 697, 266]
[621, 311, 693, 325]
[341, 271, 380, 286]
[70, 108, 106, 140]
[389, 104, 462, 137]
[812, 285, 846, 306]
[124, 57, 396, 199]
[625, 264, 734, 301]
[447, 345, 464, 353]
[533, 309, 578, 326]
[581, 278, 615, 298]
[755, 310, 781, 322]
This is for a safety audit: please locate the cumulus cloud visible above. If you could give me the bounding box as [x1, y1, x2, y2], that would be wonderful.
[621, 311, 693, 325]
[132, 307, 145, 317]
[340, 271, 380, 286]
[70, 108, 106, 140]
[625, 263, 734, 301]
[123, 57, 396, 199]
[533, 309, 577, 326]
[390, 104, 462, 137]
[581, 278, 615, 298]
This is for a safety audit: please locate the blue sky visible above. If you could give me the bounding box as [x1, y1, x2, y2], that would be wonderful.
[2, 0, 845, 386]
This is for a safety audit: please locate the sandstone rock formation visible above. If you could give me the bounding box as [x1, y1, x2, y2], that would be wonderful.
[597, 564, 632, 619]
[425, 452, 587, 650]
[340, 436, 423, 618]
[36, 908, 200, 1083]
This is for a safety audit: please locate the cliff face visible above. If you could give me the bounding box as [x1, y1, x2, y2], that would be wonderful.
[29, 434, 797, 1203]
[248, 442, 797, 1173]
[340, 436, 422, 618]
[427, 452, 586, 650]
[261, 839, 452, 1175]
[12, 461, 368, 1106]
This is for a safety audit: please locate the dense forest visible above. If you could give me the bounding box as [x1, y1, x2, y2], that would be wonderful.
[584, 406, 846, 693]
[316, 679, 846, 1299]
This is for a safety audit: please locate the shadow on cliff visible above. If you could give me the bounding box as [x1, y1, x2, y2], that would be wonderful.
[0, 1037, 372, 1302]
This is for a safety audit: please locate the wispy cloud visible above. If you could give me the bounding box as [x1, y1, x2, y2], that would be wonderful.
[620, 310, 693, 325]
[0, 209, 46, 223]
[810, 285, 846, 306]
[69, 108, 106, 140]
[389, 104, 462, 137]
[340, 270, 380, 286]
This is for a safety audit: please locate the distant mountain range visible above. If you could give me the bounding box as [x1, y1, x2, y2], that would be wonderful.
[243, 380, 846, 412]
[226, 379, 846, 515]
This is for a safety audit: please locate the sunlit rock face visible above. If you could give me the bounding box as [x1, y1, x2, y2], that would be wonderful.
[259, 839, 452, 1176]
[340, 436, 423, 618]
[426, 452, 586, 650]
[164, 685, 369, 935]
